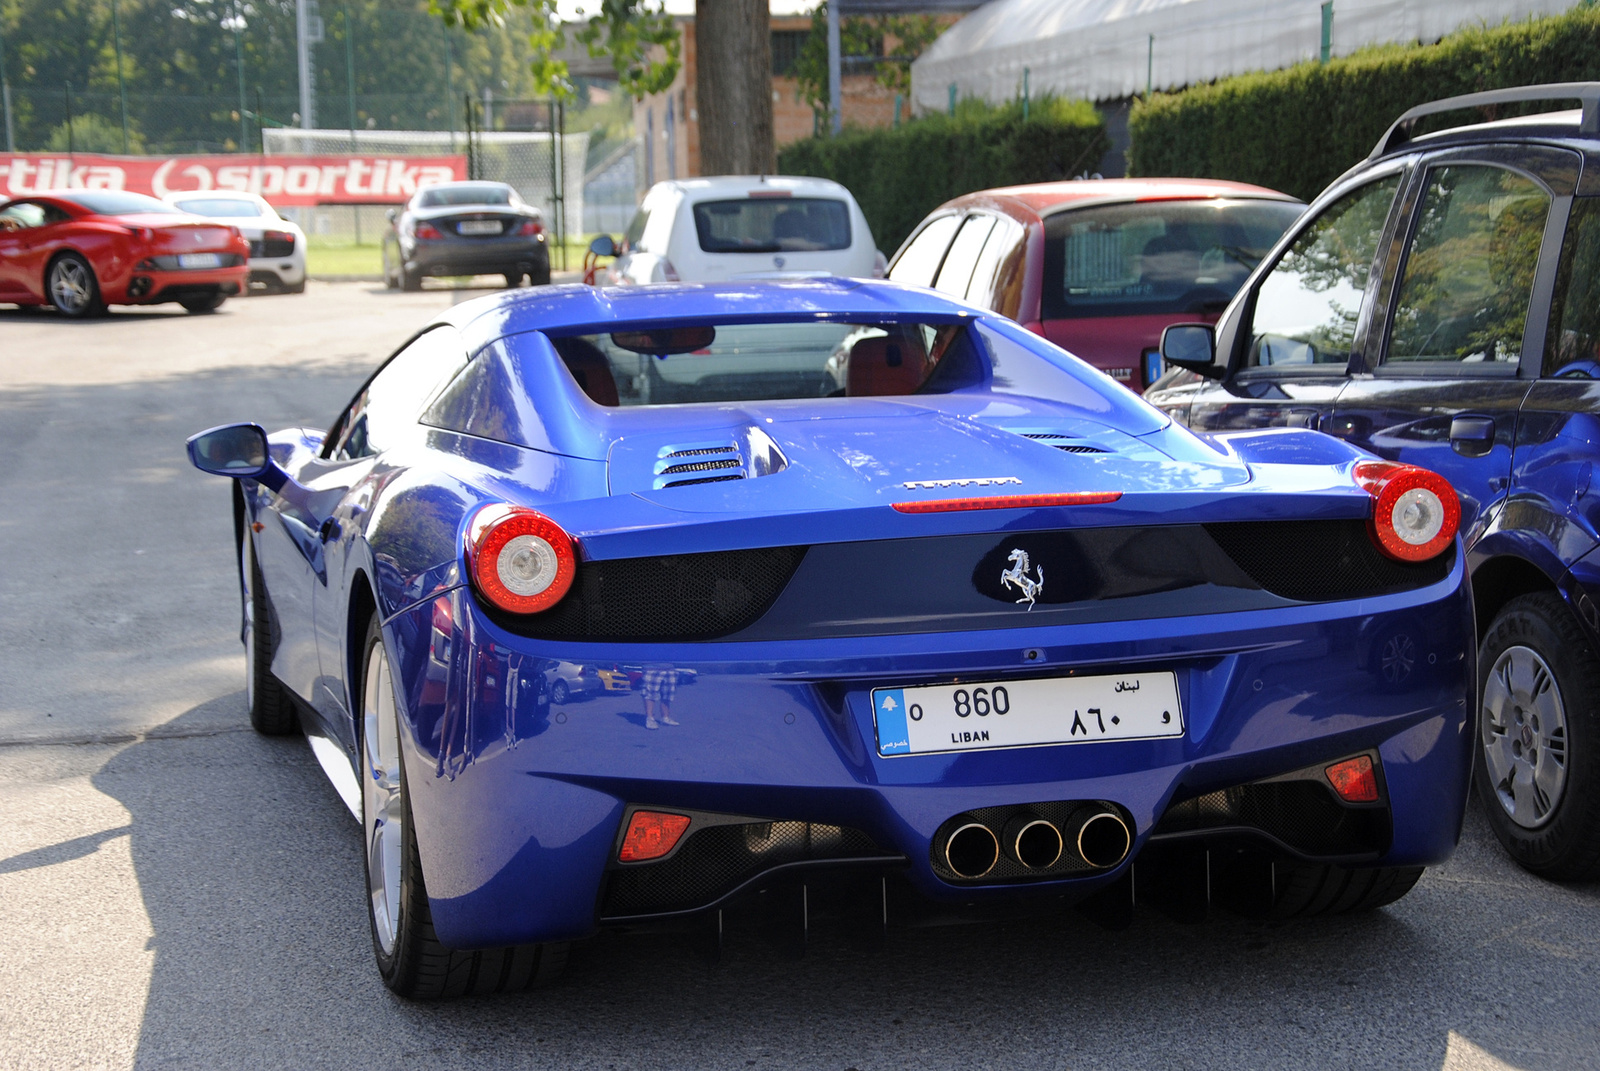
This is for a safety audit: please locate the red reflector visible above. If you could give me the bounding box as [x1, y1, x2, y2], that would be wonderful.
[618, 811, 692, 862]
[1325, 755, 1380, 803]
[892, 491, 1122, 514]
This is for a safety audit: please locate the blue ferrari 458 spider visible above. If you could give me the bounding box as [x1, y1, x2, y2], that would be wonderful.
[188, 278, 1474, 999]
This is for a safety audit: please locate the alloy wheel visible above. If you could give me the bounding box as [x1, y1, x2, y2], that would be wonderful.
[49, 258, 93, 314]
[362, 639, 405, 955]
[1482, 644, 1569, 829]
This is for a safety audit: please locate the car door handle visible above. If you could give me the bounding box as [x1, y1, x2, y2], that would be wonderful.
[1450, 415, 1495, 458]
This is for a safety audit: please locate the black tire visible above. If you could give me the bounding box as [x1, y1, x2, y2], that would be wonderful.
[46, 252, 105, 318]
[357, 614, 568, 999]
[503, 272, 523, 289]
[1265, 862, 1424, 918]
[179, 291, 227, 313]
[1474, 592, 1600, 880]
[283, 278, 307, 295]
[242, 536, 298, 735]
[401, 265, 422, 292]
[531, 264, 552, 286]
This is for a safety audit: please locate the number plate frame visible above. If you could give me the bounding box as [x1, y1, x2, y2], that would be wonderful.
[871, 671, 1183, 757]
[178, 252, 222, 269]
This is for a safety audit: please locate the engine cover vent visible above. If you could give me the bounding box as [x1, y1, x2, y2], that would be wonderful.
[650, 428, 788, 490]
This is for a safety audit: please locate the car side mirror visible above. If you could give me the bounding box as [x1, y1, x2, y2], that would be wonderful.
[1160, 324, 1223, 378]
[187, 423, 271, 479]
[588, 234, 616, 257]
[385, 208, 397, 224]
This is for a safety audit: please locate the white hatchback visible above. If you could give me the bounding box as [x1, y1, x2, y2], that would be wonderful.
[163, 191, 307, 294]
[600, 175, 883, 284]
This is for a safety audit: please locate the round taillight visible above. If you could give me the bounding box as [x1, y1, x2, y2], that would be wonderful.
[466, 505, 576, 614]
[1353, 460, 1460, 562]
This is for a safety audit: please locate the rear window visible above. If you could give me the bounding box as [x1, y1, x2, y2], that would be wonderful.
[538, 320, 980, 406]
[416, 185, 514, 208]
[692, 197, 851, 254]
[172, 197, 267, 218]
[55, 190, 180, 216]
[1041, 198, 1303, 320]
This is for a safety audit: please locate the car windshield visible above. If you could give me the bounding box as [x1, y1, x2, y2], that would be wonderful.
[56, 190, 181, 216]
[1041, 198, 1303, 319]
[540, 320, 980, 406]
[692, 197, 851, 253]
[173, 198, 268, 218]
[417, 185, 514, 208]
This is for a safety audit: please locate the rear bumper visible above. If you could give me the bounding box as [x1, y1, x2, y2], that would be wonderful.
[405, 237, 549, 278]
[110, 266, 247, 305]
[390, 550, 1475, 949]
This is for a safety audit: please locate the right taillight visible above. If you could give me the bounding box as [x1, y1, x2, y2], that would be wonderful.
[466, 504, 576, 614]
[1354, 460, 1460, 563]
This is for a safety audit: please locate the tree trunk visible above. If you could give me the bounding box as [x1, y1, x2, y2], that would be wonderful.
[694, 0, 774, 175]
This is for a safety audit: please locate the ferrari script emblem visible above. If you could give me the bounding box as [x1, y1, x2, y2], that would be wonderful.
[1000, 548, 1044, 610]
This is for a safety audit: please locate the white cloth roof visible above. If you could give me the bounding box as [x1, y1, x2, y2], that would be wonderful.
[912, 0, 1581, 110]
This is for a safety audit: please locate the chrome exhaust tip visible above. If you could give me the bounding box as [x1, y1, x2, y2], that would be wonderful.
[1003, 814, 1064, 870]
[1069, 809, 1131, 869]
[944, 822, 1000, 879]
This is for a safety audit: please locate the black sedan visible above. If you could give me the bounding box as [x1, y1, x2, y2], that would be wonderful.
[382, 181, 550, 291]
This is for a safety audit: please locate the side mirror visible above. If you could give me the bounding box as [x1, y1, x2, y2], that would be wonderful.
[1159, 323, 1223, 378]
[588, 234, 616, 257]
[385, 208, 398, 224]
[187, 423, 270, 479]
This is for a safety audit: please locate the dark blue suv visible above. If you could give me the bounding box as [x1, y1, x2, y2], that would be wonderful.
[1148, 83, 1600, 881]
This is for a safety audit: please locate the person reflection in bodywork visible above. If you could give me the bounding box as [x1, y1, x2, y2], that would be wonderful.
[642, 663, 678, 731]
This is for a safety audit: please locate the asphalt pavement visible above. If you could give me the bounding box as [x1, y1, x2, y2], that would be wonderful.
[0, 282, 1596, 1071]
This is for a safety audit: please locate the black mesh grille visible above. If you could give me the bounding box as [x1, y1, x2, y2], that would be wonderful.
[664, 447, 735, 458]
[251, 237, 295, 258]
[1153, 781, 1389, 857]
[1051, 444, 1107, 454]
[659, 458, 741, 475]
[488, 546, 806, 641]
[661, 473, 744, 488]
[1204, 519, 1452, 601]
[602, 821, 887, 917]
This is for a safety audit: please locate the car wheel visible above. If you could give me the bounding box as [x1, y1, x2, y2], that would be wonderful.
[283, 278, 307, 295]
[504, 272, 523, 289]
[46, 252, 105, 318]
[531, 264, 552, 286]
[179, 291, 227, 314]
[242, 535, 298, 735]
[401, 266, 422, 292]
[358, 613, 568, 999]
[551, 679, 570, 704]
[1475, 592, 1600, 880]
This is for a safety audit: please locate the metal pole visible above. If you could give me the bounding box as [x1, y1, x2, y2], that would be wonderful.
[0, 21, 14, 152]
[1146, 35, 1153, 98]
[111, 0, 129, 152]
[344, 0, 356, 145]
[548, 97, 558, 261]
[256, 86, 265, 153]
[892, 93, 901, 129]
[65, 82, 74, 157]
[234, 0, 248, 151]
[1320, 2, 1333, 64]
[1022, 67, 1029, 120]
[557, 98, 566, 270]
[445, 33, 455, 150]
[296, 0, 315, 132]
[948, 82, 955, 116]
[826, 0, 842, 135]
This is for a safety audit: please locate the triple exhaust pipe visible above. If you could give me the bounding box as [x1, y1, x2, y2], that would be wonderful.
[943, 807, 1131, 880]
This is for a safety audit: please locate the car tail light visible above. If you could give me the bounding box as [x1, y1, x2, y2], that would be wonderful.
[660, 258, 680, 282]
[518, 219, 542, 236]
[892, 491, 1122, 514]
[466, 504, 577, 614]
[264, 229, 294, 245]
[123, 225, 155, 241]
[618, 811, 692, 862]
[1326, 755, 1380, 803]
[1353, 460, 1459, 563]
[415, 222, 444, 240]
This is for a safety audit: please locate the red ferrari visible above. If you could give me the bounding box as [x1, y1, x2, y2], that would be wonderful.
[0, 189, 250, 317]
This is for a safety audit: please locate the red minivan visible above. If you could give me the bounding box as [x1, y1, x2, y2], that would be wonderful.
[885, 179, 1304, 392]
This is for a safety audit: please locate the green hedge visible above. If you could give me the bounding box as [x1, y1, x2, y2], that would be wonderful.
[778, 98, 1109, 253]
[1128, 6, 1600, 203]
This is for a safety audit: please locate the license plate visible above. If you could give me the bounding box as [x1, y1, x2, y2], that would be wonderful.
[872, 671, 1182, 757]
[457, 220, 502, 235]
[178, 252, 222, 269]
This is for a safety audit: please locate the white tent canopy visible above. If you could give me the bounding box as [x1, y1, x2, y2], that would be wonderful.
[911, 0, 1580, 112]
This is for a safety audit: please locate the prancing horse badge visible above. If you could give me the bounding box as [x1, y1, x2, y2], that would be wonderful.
[1000, 548, 1044, 609]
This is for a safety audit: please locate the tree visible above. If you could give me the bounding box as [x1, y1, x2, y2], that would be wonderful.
[694, 0, 772, 174]
[791, 2, 943, 122]
[427, 0, 679, 102]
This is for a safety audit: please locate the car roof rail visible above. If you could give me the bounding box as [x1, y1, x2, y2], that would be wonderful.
[1369, 82, 1600, 159]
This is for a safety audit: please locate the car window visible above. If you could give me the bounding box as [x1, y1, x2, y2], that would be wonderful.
[1544, 197, 1600, 378]
[934, 214, 995, 297]
[53, 190, 181, 215]
[1247, 175, 1401, 368]
[965, 214, 1025, 312]
[1043, 199, 1301, 321]
[0, 202, 50, 230]
[691, 197, 851, 253]
[623, 206, 650, 252]
[1386, 165, 1549, 368]
[172, 198, 264, 218]
[416, 185, 513, 208]
[888, 214, 962, 289]
[334, 327, 470, 460]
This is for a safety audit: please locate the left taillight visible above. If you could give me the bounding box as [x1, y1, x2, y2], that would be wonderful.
[466, 504, 576, 614]
[518, 219, 542, 237]
[1354, 460, 1460, 563]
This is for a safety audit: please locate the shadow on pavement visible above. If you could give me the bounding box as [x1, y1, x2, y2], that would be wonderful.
[89, 691, 1600, 1071]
